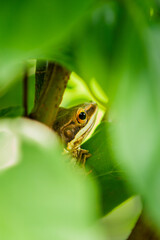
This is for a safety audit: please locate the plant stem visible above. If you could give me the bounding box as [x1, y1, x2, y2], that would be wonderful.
[34, 60, 47, 108]
[23, 68, 28, 117]
[30, 62, 70, 127]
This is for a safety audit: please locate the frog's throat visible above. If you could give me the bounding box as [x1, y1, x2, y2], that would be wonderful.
[67, 108, 97, 151]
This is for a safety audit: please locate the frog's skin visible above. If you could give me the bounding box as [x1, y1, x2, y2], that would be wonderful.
[53, 102, 98, 165]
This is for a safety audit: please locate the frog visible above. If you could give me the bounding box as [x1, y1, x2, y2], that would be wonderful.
[53, 102, 98, 165]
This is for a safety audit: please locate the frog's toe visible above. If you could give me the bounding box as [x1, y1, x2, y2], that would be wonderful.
[78, 150, 91, 166]
[85, 169, 93, 176]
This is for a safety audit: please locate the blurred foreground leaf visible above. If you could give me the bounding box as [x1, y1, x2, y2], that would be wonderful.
[0, 0, 94, 51]
[111, 54, 160, 226]
[0, 118, 104, 240]
[68, 0, 160, 228]
[83, 122, 130, 215]
[0, 0, 94, 90]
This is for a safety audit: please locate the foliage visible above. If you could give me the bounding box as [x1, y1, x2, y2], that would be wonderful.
[0, 0, 160, 239]
[0, 119, 103, 240]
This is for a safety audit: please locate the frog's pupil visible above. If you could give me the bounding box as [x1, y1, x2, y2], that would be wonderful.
[79, 112, 86, 120]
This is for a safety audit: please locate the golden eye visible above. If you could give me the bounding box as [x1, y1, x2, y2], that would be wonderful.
[77, 109, 87, 124]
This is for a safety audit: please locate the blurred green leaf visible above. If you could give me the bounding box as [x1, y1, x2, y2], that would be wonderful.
[83, 122, 130, 215]
[101, 197, 142, 240]
[110, 30, 160, 225]
[0, 118, 105, 240]
[67, 0, 156, 98]
[68, 1, 122, 95]
[0, 74, 35, 114]
[64, 0, 160, 228]
[0, 54, 24, 92]
[0, 0, 94, 90]
[0, 106, 23, 118]
[0, 129, 19, 170]
[1, 0, 160, 235]
[0, 0, 94, 51]
[61, 73, 97, 108]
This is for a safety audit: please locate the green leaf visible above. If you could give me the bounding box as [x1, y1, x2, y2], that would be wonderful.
[0, 55, 24, 92]
[110, 28, 160, 225]
[0, 74, 35, 114]
[83, 122, 130, 215]
[68, 1, 155, 98]
[0, 118, 104, 240]
[0, 0, 94, 51]
[67, 0, 160, 228]
[0, 106, 23, 118]
[67, 1, 122, 95]
[101, 197, 142, 240]
[0, 0, 94, 90]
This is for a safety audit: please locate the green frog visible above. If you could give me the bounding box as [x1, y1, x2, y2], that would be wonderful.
[53, 102, 98, 165]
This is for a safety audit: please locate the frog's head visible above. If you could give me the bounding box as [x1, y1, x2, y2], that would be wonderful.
[53, 102, 98, 150]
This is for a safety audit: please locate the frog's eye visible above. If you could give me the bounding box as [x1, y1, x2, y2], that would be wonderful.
[77, 109, 87, 124]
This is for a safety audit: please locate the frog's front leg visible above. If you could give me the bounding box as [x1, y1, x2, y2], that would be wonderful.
[72, 148, 91, 166]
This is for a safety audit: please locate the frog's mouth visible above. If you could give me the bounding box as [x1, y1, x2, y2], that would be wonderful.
[67, 106, 98, 150]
